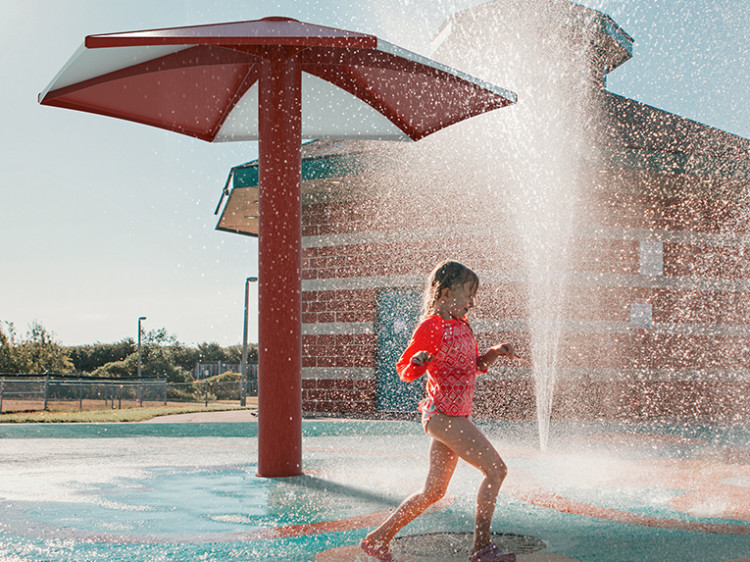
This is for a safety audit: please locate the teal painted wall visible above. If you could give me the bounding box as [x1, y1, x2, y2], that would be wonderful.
[375, 289, 423, 413]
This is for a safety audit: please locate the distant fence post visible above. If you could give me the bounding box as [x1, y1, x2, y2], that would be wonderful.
[248, 363, 258, 396]
[43, 372, 50, 410]
[78, 378, 83, 410]
[0, 379, 4, 413]
[240, 365, 247, 406]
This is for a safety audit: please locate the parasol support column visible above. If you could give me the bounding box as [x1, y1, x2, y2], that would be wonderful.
[257, 47, 303, 478]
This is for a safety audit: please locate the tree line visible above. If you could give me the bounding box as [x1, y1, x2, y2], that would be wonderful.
[0, 321, 258, 384]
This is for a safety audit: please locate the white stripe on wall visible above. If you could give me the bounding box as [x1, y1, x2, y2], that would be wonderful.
[303, 367, 376, 380]
[302, 366, 750, 383]
[303, 270, 750, 296]
[302, 322, 375, 335]
[302, 317, 750, 338]
[303, 224, 750, 251]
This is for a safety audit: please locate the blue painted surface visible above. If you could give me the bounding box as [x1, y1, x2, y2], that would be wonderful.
[376, 289, 423, 413]
[0, 419, 428, 439]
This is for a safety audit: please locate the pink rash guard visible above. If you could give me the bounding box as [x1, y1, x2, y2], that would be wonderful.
[396, 315, 486, 417]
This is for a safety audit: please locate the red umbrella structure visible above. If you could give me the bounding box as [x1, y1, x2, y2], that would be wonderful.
[39, 17, 516, 477]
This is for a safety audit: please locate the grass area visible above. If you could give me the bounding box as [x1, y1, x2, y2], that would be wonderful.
[0, 401, 258, 424]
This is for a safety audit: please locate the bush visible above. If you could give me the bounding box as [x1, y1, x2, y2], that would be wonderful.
[67, 339, 135, 374]
[168, 382, 204, 402]
[200, 371, 241, 401]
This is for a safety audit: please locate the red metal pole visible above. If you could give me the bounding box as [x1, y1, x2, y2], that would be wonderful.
[257, 47, 303, 477]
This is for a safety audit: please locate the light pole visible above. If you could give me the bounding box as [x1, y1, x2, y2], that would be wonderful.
[137, 316, 146, 406]
[240, 277, 258, 407]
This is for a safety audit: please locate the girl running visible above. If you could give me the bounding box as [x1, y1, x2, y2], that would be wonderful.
[361, 260, 517, 562]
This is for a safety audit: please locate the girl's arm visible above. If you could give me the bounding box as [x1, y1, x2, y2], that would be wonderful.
[396, 317, 442, 382]
[477, 342, 517, 372]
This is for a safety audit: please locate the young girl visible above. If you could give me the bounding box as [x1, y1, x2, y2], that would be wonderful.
[361, 260, 517, 562]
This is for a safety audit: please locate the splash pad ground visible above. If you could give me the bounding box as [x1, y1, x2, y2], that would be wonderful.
[1, 414, 749, 561]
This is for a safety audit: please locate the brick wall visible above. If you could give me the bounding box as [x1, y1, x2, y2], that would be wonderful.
[299, 159, 750, 422]
[472, 379, 750, 423]
[296, 83, 750, 422]
[301, 378, 376, 415]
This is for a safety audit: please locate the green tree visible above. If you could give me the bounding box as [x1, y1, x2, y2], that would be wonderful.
[67, 339, 135, 374]
[144, 328, 178, 347]
[196, 342, 227, 362]
[0, 321, 73, 374]
[0, 322, 20, 373]
[224, 344, 259, 363]
[168, 342, 201, 372]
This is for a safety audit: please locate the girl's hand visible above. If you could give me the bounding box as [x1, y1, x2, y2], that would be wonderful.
[493, 343, 518, 361]
[479, 343, 519, 372]
[411, 351, 434, 366]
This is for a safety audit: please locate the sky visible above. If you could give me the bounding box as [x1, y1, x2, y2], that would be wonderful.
[0, 0, 747, 347]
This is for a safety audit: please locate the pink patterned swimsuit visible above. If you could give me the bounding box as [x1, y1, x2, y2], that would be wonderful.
[396, 315, 485, 431]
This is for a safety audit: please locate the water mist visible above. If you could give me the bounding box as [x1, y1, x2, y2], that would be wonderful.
[370, 0, 602, 450]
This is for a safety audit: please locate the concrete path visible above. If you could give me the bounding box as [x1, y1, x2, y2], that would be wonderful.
[145, 408, 258, 423]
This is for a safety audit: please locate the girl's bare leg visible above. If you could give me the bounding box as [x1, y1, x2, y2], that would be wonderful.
[427, 413, 508, 555]
[364, 437, 459, 548]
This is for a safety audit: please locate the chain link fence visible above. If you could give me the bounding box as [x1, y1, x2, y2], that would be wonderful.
[0, 366, 258, 413]
[193, 361, 241, 380]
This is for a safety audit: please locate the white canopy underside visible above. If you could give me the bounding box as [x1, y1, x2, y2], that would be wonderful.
[216, 72, 409, 141]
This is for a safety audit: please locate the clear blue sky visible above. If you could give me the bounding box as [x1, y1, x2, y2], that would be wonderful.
[1, 0, 747, 347]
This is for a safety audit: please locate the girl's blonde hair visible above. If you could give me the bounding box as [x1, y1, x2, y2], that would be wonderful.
[421, 260, 479, 319]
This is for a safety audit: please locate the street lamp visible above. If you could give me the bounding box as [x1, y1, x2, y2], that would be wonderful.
[137, 316, 146, 406]
[240, 277, 258, 407]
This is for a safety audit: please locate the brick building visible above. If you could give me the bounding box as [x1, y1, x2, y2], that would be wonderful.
[216, 0, 750, 423]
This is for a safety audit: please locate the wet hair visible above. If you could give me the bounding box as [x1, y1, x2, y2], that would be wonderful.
[421, 260, 479, 320]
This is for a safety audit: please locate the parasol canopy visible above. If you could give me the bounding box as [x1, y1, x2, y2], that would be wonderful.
[39, 17, 515, 142]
